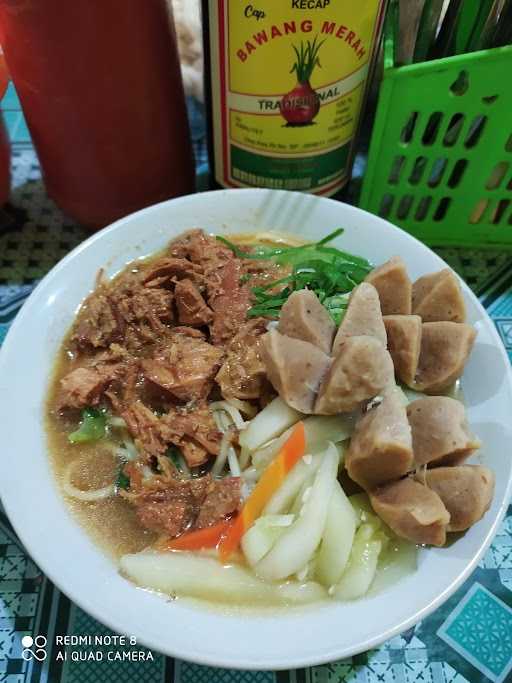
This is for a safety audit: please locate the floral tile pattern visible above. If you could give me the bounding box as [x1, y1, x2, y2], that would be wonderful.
[438, 584, 512, 683]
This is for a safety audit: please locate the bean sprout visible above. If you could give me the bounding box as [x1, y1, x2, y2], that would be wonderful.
[241, 481, 251, 500]
[227, 445, 241, 477]
[238, 446, 251, 470]
[109, 438, 138, 462]
[241, 467, 259, 482]
[62, 461, 115, 503]
[212, 430, 233, 477]
[211, 401, 247, 478]
[108, 416, 128, 428]
[226, 398, 257, 419]
[142, 465, 155, 482]
[212, 408, 230, 432]
[176, 453, 191, 478]
[210, 401, 246, 430]
[122, 438, 139, 461]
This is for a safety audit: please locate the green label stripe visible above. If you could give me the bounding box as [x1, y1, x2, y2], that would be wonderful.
[231, 144, 349, 191]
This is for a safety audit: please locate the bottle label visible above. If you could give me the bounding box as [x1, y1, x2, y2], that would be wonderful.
[208, 0, 385, 195]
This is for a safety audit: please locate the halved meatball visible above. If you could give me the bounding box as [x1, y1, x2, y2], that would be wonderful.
[261, 329, 331, 413]
[332, 283, 387, 353]
[407, 396, 480, 467]
[425, 465, 494, 532]
[384, 314, 422, 386]
[346, 387, 414, 490]
[365, 256, 412, 315]
[278, 289, 335, 354]
[412, 269, 466, 323]
[370, 477, 450, 546]
[415, 322, 476, 393]
[315, 336, 394, 414]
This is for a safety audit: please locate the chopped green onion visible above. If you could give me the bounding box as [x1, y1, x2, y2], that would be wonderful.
[216, 236, 286, 260]
[69, 407, 107, 444]
[322, 293, 351, 326]
[165, 447, 207, 478]
[218, 229, 371, 323]
[316, 228, 343, 245]
[115, 468, 130, 491]
[252, 274, 295, 294]
[166, 445, 182, 469]
[166, 446, 190, 476]
[217, 228, 344, 262]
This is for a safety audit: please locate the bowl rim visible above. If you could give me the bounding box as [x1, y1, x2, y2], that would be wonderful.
[1, 188, 511, 670]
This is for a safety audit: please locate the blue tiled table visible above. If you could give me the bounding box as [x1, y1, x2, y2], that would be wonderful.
[1, 86, 512, 683]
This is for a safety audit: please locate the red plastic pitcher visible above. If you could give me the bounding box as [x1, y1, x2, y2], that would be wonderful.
[0, 51, 10, 207]
[0, 0, 194, 229]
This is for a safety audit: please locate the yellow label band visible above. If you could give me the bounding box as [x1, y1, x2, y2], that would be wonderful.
[207, 0, 386, 195]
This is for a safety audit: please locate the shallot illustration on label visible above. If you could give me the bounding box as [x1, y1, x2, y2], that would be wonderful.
[280, 36, 324, 126]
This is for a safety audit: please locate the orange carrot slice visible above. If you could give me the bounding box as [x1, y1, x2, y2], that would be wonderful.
[218, 421, 306, 562]
[161, 520, 233, 552]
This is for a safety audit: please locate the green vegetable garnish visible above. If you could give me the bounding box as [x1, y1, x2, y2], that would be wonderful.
[166, 446, 189, 475]
[216, 236, 297, 261]
[217, 229, 371, 322]
[116, 468, 130, 491]
[322, 293, 351, 326]
[68, 407, 107, 444]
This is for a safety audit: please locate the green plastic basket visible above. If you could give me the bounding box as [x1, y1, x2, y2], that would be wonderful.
[359, 21, 512, 249]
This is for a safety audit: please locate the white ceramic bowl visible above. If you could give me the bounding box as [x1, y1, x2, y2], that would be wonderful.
[1, 189, 511, 670]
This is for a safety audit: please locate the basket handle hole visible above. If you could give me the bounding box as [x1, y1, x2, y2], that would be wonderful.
[415, 197, 432, 221]
[443, 114, 465, 147]
[450, 70, 469, 96]
[469, 199, 488, 224]
[428, 158, 448, 188]
[486, 162, 510, 190]
[378, 194, 394, 218]
[396, 195, 414, 220]
[465, 116, 487, 148]
[409, 157, 428, 186]
[491, 200, 510, 225]
[388, 156, 406, 185]
[447, 160, 468, 189]
[482, 95, 499, 105]
[433, 197, 451, 221]
[400, 112, 419, 144]
[422, 112, 443, 146]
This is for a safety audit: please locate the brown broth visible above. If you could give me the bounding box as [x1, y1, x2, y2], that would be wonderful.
[46, 358, 156, 559]
[45, 232, 293, 560]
